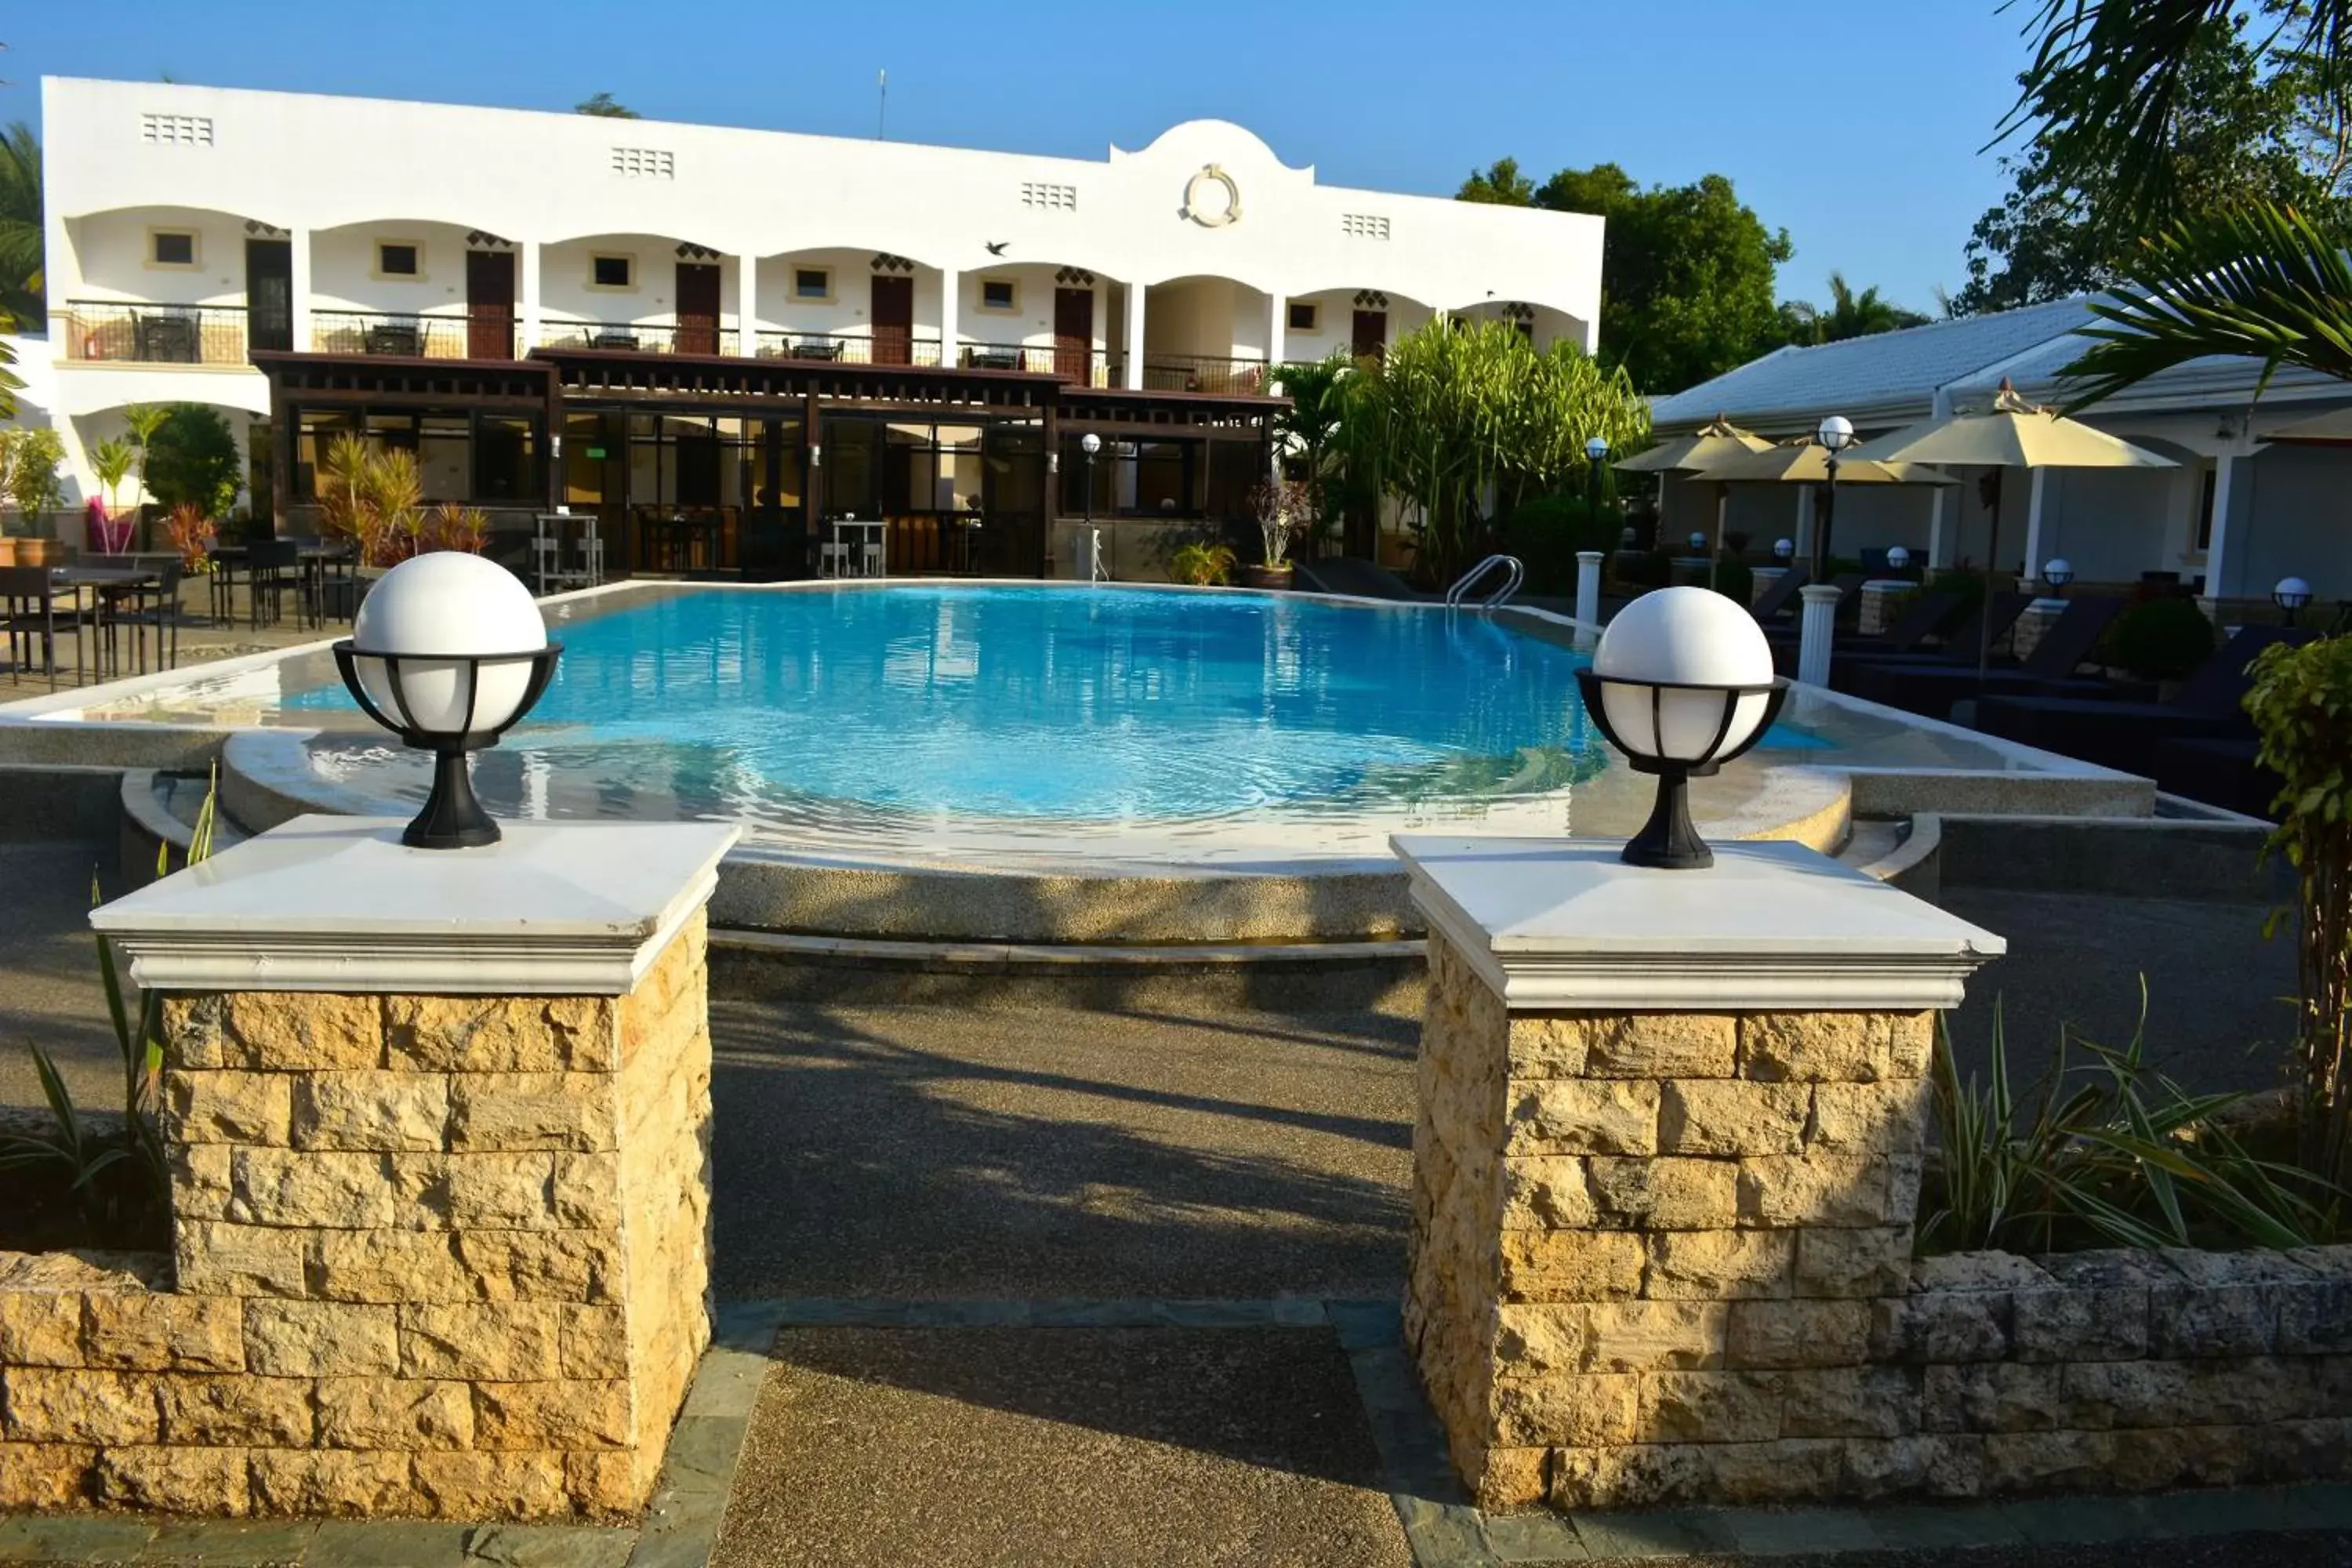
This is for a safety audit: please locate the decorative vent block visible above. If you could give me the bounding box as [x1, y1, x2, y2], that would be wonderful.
[612, 147, 676, 179]
[1341, 212, 1391, 240]
[140, 113, 215, 147]
[1021, 182, 1079, 212]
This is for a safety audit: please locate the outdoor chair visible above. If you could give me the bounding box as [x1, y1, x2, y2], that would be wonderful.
[790, 338, 843, 361]
[1761, 572, 1866, 657]
[1745, 564, 1811, 624]
[308, 542, 361, 623]
[1835, 592, 2032, 694]
[245, 539, 304, 629]
[364, 321, 423, 357]
[2151, 735, 2280, 820]
[593, 328, 640, 351]
[1973, 624, 2316, 777]
[965, 347, 1020, 371]
[1839, 595, 2125, 720]
[100, 559, 186, 675]
[132, 311, 199, 364]
[0, 564, 85, 688]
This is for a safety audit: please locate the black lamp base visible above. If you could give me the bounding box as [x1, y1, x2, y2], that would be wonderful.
[404, 748, 501, 851]
[1621, 768, 1711, 871]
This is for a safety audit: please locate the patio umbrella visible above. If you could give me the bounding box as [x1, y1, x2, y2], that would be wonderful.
[1853, 379, 2175, 686]
[1659, 437, 1953, 591]
[1613, 416, 1777, 581]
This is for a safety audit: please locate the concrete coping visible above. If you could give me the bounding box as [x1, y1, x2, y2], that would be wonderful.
[1393, 834, 2005, 1012]
[91, 814, 739, 994]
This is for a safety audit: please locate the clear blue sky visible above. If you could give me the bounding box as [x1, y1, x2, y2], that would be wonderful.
[2, 0, 2033, 313]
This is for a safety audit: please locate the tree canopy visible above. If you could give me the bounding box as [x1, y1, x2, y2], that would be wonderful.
[0, 121, 42, 330]
[574, 93, 640, 119]
[1957, 11, 2328, 314]
[142, 405, 243, 518]
[1457, 159, 1795, 395]
[1778, 273, 1933, 347]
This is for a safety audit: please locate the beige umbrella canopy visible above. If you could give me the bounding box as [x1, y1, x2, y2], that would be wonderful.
[1613, 414, 1773, 474]
[1700, 437, 1956, 488]
[1848, 379, 2175, 684]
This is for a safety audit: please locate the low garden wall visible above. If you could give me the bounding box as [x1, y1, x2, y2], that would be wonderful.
[1406, 926, 2352, 1512]
[0, 915, 713, 1520]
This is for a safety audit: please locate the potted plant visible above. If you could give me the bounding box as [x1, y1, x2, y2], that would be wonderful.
[0, 426, 67, 567]
[89, 437, 138, 554]
[1244, 477, 1312, 590]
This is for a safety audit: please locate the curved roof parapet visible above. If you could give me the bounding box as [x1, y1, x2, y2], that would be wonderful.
[1111, 120, 1311, 180]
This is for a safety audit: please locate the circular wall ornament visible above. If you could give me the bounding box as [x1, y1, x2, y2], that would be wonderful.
[1184, 165, 1242, 227]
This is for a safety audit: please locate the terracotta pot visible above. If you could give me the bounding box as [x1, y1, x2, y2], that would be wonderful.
[1241, 563, 1294, 590]
[0, 539, 14, 567]
[16, 539, 60, 568]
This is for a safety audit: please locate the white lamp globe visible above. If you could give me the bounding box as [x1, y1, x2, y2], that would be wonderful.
[2275, 575, 2314, 609]
[1687, 532, 1708, 554]
[350, 553, 547, 735]
[1585, 436, 1610, 463]
[1818, 414, 1855, 452]
[1592, 586, 1777, 764]
[1080, 432, 1102, 456]
[1773, 538, 1795, 561]
[1886, 546, 1912, 571]
[2042, 557, 2074, 586]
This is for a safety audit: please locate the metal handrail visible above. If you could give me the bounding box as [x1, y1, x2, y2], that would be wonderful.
[1445, 554, 1525, 610]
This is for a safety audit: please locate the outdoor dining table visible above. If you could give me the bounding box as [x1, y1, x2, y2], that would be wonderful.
[51, 561, 165, 677]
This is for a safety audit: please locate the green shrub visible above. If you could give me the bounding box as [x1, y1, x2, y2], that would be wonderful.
[1500, 492, 1618, 597]
[2245, 634, 2352, 1190]
[1926, 565, 1990, 608]
[1613, 548, 1672, 590]
[2103, 595, 2216, 681]
[143, 405, 243, 519]
[1713, 557, 1754, 607]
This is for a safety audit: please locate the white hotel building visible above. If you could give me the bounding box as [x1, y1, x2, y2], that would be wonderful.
[23, 77, 1603, 577]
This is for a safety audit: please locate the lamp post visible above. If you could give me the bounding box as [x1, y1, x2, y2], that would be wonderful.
[1080, 432, 1102, 528]
[332, 553, 561, 850]
[1584, 435, 1610, 524]
[1773, 538, 1795, 564]
[2041, 557, 2074, 600]
[1573, 586, 1788, 869]
[1814, 414, 1854, 577]
[2274, 575, 2313, 627]
[1886, 545, 1911, 577]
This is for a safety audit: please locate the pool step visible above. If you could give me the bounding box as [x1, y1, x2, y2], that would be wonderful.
[119, 767, 252, 887]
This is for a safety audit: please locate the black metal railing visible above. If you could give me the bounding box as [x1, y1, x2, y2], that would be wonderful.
[755, 329, 944, 367]
[64, 300, 252, 365]
[311, 310, 514, 360]
[538, 321, 740, 357]
[956, 342, 1112, 383]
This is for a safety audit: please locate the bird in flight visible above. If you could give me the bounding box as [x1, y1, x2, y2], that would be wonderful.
[984, 241, 1009, 256]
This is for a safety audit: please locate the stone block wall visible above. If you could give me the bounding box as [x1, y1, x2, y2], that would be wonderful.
[0, 914, 712, 1521]
[1405, 928, 2352, 1512]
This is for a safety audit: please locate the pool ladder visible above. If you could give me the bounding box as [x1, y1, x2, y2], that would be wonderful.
[1445, 554, 1525, 611]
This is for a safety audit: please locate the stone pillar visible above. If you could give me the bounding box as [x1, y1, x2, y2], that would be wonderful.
[1857, 579, 1912, 637]
[1124, 283, 1147, 391]
[1573, 551, 1602, 631]
[78, 816, 737, 1521]
[2201, 451, 2251, 612]
[2021, 469, 2052, 585]
[1927, 488, 1951, 570]
[1268, 292, 1287, 375]
[1748, 565, 1787, 608]
[1394, 837, 2002, 1512]
[2010, 597, 2065, 663]
[1795, 583, 1841, 687]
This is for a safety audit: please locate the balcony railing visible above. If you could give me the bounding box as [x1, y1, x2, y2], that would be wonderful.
[957, 342, 1112, 384]
[312, 310, 516, 360]
[1129, 353, 1272, 397]
[755, 329, 943, 367]
[539, 320, 739, 357]
[64, 300, 252, 366]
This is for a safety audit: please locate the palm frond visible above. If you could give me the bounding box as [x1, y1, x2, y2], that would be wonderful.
[2060, 201, 2352, 410]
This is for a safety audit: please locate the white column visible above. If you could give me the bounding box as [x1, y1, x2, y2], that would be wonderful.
[1574, 550, 1602, 631]
[2205, 451, 2249, 608]
[1796, 583, 1842, 688]
[2021, 467, 2052, 586]
[1268, 292, 1287, 372]
[1124, 282, 1147, 390]
[1794, 484, 1814, 562]
[938, 267, 959, 368]
[734, 253, 757, 357]
[289, 227, 313, 353]
[518, 241, 539, 357]
[1927, 487, 1951, 569]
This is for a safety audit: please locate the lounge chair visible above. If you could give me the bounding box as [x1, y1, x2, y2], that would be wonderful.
[1772, 588, 1962, 677]
[1761, 572, 1864, 640]
[1841, 595, 2125, 720]
[1746, 564, 1810, 624]
[1974, 623, 2316, 776]
[1834, 592, 2031, 692]
[2151, 735, 2279, 820]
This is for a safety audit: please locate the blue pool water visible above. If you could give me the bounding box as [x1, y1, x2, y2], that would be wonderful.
[290, 584, 1820, 826]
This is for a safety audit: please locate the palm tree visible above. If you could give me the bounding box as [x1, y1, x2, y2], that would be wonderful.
[2013, 3, 2352, 405]
[1821, 273, 1929, 341]
[0, 122, 42, 330]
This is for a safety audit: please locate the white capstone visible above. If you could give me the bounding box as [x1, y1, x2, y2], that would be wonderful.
[1392, 835, 2004, 1012]
[93, 816, 738, 993]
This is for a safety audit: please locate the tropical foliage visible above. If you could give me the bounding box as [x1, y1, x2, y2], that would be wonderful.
[316, 435, 488, 564]
[1270, 354, 1352, 532]
[142, 404, 241, 520]
[1777, 273, 1932, 346]
[0, 423, 65, 532]
[1167, 541, 1236, 586]
[2244, 635, 2352, 1192]
[1331, 318, 1648, 586]
[165, 502, 219, 573]
[1248, 477, 1312, 571]
[1919, 996, 2343, 1255]
[0, 121, 42, 330]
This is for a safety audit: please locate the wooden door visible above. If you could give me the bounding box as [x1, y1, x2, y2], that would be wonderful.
[1351, 309, 1387, 358]
[870, 274, 913, 365]
[466, 250, 516, 358]
[1054, 287, 1094, 381]
[676, 262, 722, 355]
[246, 239, 293, 353]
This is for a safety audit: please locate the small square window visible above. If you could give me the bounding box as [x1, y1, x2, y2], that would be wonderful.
[151, 230, 197, 267]
[1287, 301, 1319, 332]
[980, 279, 1017, 311]
[793, 267, 831, 300]
[377, 242, 420, 278]
[592, 255, 633, 289]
